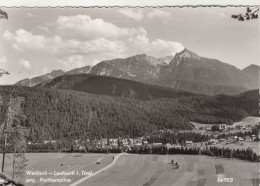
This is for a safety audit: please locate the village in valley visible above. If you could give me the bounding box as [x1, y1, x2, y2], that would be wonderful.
[1, 5, 260, 186]
[34, 117, 260, 156]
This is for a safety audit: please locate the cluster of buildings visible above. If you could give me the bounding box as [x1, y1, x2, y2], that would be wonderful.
[85, 137, 148, 148]
[26, 122, 259, 152]
[200, 124, 254, 132]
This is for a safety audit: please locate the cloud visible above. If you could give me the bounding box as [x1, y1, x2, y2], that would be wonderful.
[58, 55, 85, 70]
[54, 15, 146, 40]
[3, 29, 126, 56]
[146, 10, 172, 19]
[150, 39, 184, 55]
[27, 12, 34, 17]
[3, 29, 47, 51]
[18, 59, 32, 72]
[0, 56, 7, 65]
[38, 26, 49, 32]
[42, 67, 49, 74]
[3, 29, 64, 54]
[219, 13, 226, 19]
[117, 9, 144, 21]
[4, 29, 183, 59]
[117, 9, 172, 21]
[3, 15, 184, 71]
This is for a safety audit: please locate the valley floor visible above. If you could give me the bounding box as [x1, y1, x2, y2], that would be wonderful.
[1, 153, 259, 186]
[83, 154, 259, 186]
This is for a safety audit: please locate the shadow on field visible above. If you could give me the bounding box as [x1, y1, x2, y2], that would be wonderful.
[215, 165, 224, 174]
[251, 178, 260, 186]
[142, 178, 157, 186]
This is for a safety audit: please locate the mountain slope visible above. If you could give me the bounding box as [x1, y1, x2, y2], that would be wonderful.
[156, 49, 256, 95]
[65, 66, 91, 75]
[38, 74, 195, 100]
[242, 64, 260, 88]
[157, 55, 174, 65]
[16, 70, 64, 87]
[90, 54, 166, 83]
[14, 53, 168, 87]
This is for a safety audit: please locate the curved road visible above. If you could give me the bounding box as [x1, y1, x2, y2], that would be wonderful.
[70, 153, 125, 186]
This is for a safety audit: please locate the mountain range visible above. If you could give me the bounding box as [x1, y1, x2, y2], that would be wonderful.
[15, 49, 259, 95]
[15, 70, 64, 87]
[2, 48, 259, 142]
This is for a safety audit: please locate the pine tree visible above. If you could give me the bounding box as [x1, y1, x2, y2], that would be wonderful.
[3, 96, 28, 181]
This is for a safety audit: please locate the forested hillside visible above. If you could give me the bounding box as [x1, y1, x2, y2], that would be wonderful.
[0, 86, 258, 143]
[38, 74, 195, 100]
[177, 89, 259, 124]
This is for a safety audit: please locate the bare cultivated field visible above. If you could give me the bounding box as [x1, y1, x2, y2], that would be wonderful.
[83, 154, 259, 186]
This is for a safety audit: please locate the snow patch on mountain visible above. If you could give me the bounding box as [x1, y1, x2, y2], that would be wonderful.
[99, 68, 112, 76]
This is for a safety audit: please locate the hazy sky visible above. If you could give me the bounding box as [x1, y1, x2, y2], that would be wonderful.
[0, 7, 259, 84]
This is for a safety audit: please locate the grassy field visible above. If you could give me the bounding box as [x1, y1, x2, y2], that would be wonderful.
[1, 153, 115, 186]
[191, 116, 260, 130]
[190, 141, 260, 155]
[231, 117, 260, 127]
[1, 153, 259, 186]
[84, 154, 259, 186]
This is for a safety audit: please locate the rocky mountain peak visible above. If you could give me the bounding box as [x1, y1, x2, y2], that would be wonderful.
[243, 64, 260, 71]
[130, 53, 164, 66]
[176, 48, 200, 60]
[169, 48, 201, 67]
[137, 53, 147, 57]
[157, 55, 175, 65]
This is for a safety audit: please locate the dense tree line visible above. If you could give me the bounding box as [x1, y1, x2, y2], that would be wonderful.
[0, 86, 258, 144]
[85, 147, 123, 153]
[128, 146, 259, 162]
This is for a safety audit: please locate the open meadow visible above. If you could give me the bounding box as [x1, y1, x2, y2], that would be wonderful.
[83, 154, 259, 186]
[191, 117, 260, 131]
[1, 153, 259, 186]
[1, 153, 115, 186]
